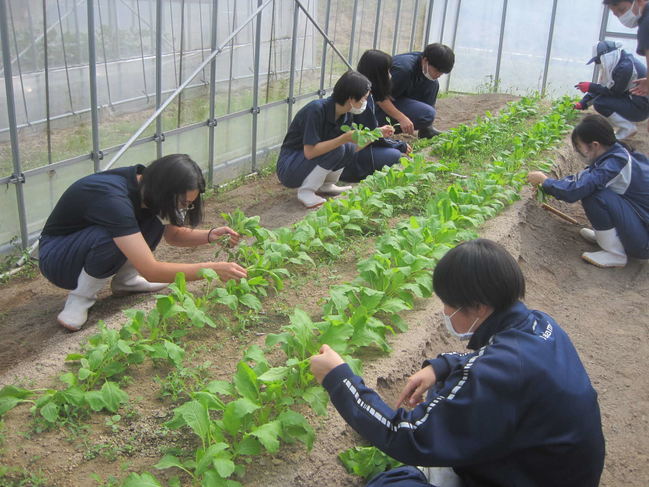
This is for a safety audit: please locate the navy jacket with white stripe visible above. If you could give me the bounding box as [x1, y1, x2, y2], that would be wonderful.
[322, 301, 605, 486]
[542, 142, 649, 225]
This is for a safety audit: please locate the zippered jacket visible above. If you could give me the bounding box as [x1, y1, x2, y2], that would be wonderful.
[322, 301, 605, 487]
[542, 142, 649, 224]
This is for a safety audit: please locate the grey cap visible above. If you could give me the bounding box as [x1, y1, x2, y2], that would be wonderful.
[587, 40, 620, 64]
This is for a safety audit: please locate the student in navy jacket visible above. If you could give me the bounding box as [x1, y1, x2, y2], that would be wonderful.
[340, 49, 411, 182]
[528, 114, 649, 268]
[374, 43, 455, 139]
[574, 40, 649, 139]
[39, 154, 246, 331]
[311, 239, 605, 487]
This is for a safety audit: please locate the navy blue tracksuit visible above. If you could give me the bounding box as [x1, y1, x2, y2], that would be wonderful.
[322, 302, 605, 487]
[375, 52, 438, 130]
[579, 50, 649, 122]
[542, 143, 649, 259]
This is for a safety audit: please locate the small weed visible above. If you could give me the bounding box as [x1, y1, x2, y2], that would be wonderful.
[0, 466, 49, 487]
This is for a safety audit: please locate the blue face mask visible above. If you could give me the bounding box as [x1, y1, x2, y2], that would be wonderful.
[443, 307, 479, 341]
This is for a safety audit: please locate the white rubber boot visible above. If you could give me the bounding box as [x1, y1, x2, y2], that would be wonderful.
[111, 260, 168, 296]
[608, 113, 637, 140]
[581, 228, 628, 268]
[297, 166, 328, 208]
[579, 228, 597, 244]
[318, 168, 352, 195]
[57, 269, 109, 331]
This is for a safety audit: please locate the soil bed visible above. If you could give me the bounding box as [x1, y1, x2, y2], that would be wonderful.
[1, 93, 645, 487]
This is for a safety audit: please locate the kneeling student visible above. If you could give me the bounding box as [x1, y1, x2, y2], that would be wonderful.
[311, 239, 605, 487]
[276, 70, 381, 208]
[39, 154, 247, 331]
[574, 40, 649, 139]
[528, 114, 649, 268]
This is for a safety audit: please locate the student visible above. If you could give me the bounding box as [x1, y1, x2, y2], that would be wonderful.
[374, 43, 455, 139]
[38, 154, 247, 331]
[574, 40, 649, 139]
[603, 1, 649, 104]
[276, 70, 377, 208]
[528, 115, 649, 268]
[341, 49, 411, 182]
[310, 239, 605, 487]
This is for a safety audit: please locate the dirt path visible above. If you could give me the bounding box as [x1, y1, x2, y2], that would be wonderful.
[0, 93, 646, 486]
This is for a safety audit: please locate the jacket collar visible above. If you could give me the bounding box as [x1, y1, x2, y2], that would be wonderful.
[467, 301, 530, 350]
[324, 96, 350, 126]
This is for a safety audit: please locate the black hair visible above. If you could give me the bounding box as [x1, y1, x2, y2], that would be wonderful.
[357, 49, 392, 102]
[602, 0, 632, 5]
[141, 153, 205, 227]
[571, 114, 618, 150]
[332, 70, 372, 105]
[433, 239, 525, 313]
[422, 43, 455, 73]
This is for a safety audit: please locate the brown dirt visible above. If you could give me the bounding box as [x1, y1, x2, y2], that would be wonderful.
[1, 93, 646, 487]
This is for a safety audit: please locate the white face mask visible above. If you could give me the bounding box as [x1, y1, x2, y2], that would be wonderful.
[422, 61, 435, 81]
[619, 4, 641, 28]
[443, 307, 479, 341]
[349, 99, 367, 114]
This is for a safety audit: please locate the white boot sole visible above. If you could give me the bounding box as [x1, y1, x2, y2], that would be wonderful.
[581, 253, 627, 268]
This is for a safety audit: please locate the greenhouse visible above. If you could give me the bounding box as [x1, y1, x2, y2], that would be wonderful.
[0, 0, 647, 486]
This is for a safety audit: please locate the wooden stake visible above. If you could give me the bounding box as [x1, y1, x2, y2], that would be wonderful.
[541, 203, 579, 225]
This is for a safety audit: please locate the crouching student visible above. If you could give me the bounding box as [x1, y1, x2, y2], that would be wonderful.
[39, 154, 247, 331]
[276, 70, 374, 208]
[528, 114, 649, 268]
[574, 40, 649, 139]
[310, 238, 605, 487]
[374, 43, 455, 139]
[340, 49, 411, 182]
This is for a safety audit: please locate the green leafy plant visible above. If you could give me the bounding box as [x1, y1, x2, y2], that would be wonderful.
[341, 122, 383, 146]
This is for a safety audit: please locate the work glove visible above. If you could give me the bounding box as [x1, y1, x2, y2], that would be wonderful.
[575, 82, 592, 93]
[573, 102, 586, 110]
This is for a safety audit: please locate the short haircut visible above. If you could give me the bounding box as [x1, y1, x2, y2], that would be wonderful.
[433, 239, 525, 312]
[357, 49, 392, 102]
[332, 70, 372, 104]
[602, 0, 632, 5]
[571, 114, 617, 150]
[423, 43, 455, 73]
[141, 153, 205, 227]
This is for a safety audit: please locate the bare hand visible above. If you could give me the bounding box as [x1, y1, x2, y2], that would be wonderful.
[398, 116, 415, 135]
[210, 226, 242, 246]
[631, 78, 649, 97]
[395, 365, 437, 408]
[310, 344, 345, 384]
[379, 125, 395, 138]
[527, 171, 548, 186]
[212, 261, 247, 281]
[405, 144, 412, 154]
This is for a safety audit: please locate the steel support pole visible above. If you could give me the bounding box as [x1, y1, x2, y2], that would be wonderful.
[423, 0, 433, 48]
[288, 2, 299, 125]
[207, 0, 219, 186]
[177, 0, 186, 127]
[594, 6, 609, 83]
[392, 0, 402, 55]
[87, 0, 101, 172]
[0, 0, 29, 248]
[56, 0, 76, 114]
[541, 0, 558, 96]
[318, 0, 332, 96]
[251, 0, 263, 172]
[444, 0, 461, 93]
[43, 0, 53, 165]
[155, 0, 163, 159]
[373, 0, 382, 49]
[294, 0, 352, 70]
[349, 0, 359, 63]
[409, 0, 420, 52]
[494, 0, 508, 92]
[439, 0, 449, 42]
[105, 0, 273, 170]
